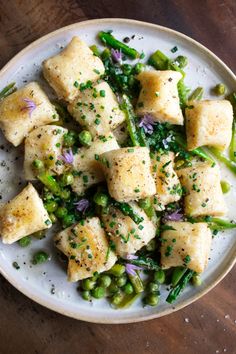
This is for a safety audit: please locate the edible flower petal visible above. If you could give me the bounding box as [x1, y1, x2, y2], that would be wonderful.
[74, 199, 90, 213]
[126, 254, 138, 260]
[125, 263, 143, 276]
[59, 148, 74, 164]
[21, 98, 37, 117]
[139, 114, 156, 134]
[164, 209, 183, 222]
[162, 135, 173, 149]
[111, 48, 122, 64]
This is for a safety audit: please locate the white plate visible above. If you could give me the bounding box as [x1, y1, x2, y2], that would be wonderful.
[0, 18, 235, 324]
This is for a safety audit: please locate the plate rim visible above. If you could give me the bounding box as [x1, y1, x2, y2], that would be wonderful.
[0, 18, 235, 324]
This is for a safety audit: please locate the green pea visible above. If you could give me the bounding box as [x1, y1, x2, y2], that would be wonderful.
[133, 62, 145, 74]
[144, 293, 159, 307]
[123, 283, 134, 295]
[154, 269, 166, 284]
[32, 159, 44, 169]
[214, 83, 226, 96]
[138, 197, 151, 210]
[116, 275, 127, 287]
[44, 200, 58, 213]
[122, 63, 132, 75]
[55, 207, 68, 218]
[93, 192, 109, 207]
[49, 213, 57, 224]
[82, 278, 96, 291]
[79, 130, 92, 147]
[221, 180, 231, 194]
[98, 275, 111, 288]
[109, 264, 125, 277]
[60, 173, 74, 186]
[108, 283, 119, 294]
[192, 274, 202, 287]
[175, 55, 188, 68]
[32, 251, 49, 265]
[60, 189, 71, 200]
[111, 292, 123, 306]
[63, 132, 76, 147]
[18, 236, 31, 247]
[148, 282, 159, 293]
[62, 214, 75, 227]
[91, 286, 105, 299]
[81, 290, 91, 301]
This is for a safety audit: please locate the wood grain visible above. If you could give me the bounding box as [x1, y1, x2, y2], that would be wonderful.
[0, 1, 236, 353]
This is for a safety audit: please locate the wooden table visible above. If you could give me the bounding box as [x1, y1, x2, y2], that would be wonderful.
[0, 1, 235, 353]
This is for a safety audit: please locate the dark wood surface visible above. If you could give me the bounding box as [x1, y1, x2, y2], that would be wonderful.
[0, 1, 235, 353]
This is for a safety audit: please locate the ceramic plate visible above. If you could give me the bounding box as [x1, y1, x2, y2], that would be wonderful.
[0, 18, 235, 324]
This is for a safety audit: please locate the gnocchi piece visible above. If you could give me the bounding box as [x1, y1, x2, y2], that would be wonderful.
[72, 133, 119, 195]
[185, 100, 233, 151]
[43, 36, 105, 102]
[0, 183, 51, 244]
[68, 81, 125, 136]
[0, 82, 58, 146]
[54, 217, 117, 282]
[100, 147, 156, 202]
[177, 162, 227, 217]
[151, 151, 182, 210]
[161, 221, 212, 273]
[135, 70, 184, 125]
[24, 125, 68, 180]
[102, 202, 156, 257]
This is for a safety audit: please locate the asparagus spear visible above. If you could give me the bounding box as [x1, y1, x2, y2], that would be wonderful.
[37, 172, 62, 197]
[174, 135, 215, 163]
[166, 269, 195, 303]
[98, 31, 140, 59]
[228, 93, 236, 162]
[115, 293, 140, 309]
[209, 147, 236, 175]
[188, 87, 204, 101]
[128, 272, 144, 293]
[121, 94, 141, 146]
[128, 256, 160, 271]
[0, 82, 17, 100]
[113, 200, 144, 224]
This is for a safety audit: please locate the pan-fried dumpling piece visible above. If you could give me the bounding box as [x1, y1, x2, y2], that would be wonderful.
[54, 217, 117, 282]
[0, 82, 58, 146]
[102, 202, 156, 257]
[185, 100, 233, 151]
[135, 70, 184, 125]
[72, 133, 119, 196]
[0, 183, 51, 244]
[100, 147, 156, 202]
[42, 36, 105, 102]
[24, 125, 68, 180]
[177, 162, 227, 217]
[161, 221, 212, 273]
[151, 151, 182, 210]
[68, 81, 125, 136]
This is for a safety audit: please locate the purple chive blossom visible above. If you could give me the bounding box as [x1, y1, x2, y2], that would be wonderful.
[125, 263, 143, 276]
[139, 114, 156, 135]
[126, 254, 138, 260]
[111, 48, 122, 64]
[162, 135, 173, 149]
[21, 98, 37, 117]
[74, 199, 90, 213]
[163, 209, 183, 222]
[59, 148, 74, 164]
